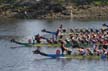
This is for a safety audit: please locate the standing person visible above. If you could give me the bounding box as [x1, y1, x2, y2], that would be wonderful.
[58, 24, 63, 33]
[60, 40, 66, 55]
[59, 38, 71, 55]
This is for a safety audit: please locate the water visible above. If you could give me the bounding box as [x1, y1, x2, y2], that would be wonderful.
[0, 19, 108, 71]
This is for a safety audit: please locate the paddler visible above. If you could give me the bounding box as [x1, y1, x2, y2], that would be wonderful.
[35, 34, 43, 43]
[86, 48, 93, 55]
[35, 34, 54, 44]
[102, 23, 108, 31]
[59, 37, 71, 55]
[78, 47, 86, 55]
[94, 45, 103, 56]
[61, 41, 71, 55]
[102, 48, 108, 55]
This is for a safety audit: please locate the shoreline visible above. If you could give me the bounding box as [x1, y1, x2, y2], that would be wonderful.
[0, 12, 108, 21]
[0, 4, 108, 21]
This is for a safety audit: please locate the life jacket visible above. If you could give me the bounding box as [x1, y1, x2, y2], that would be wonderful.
[103, 40, 108, 45]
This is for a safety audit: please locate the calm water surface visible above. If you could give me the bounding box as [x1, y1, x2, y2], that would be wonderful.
[0, 19, 108, 71]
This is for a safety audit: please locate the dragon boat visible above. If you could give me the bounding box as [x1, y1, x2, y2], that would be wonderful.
[10, 38, 94, 48]
[33, 49, 108, 60]
[10, 39, 61, 47]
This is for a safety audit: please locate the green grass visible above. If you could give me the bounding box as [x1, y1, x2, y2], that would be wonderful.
[94, 1, 108, 6]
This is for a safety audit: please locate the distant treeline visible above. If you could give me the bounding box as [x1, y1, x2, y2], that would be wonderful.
[48, 0, 108, 6]
[0, 0, 15, 4]
[0, 0, 108, 6]
[72, 0, 108, 5]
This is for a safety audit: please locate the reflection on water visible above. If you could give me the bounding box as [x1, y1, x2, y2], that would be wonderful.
[0, 19, 108, 71]
[0, 19, 106, 35]
[0, 19, 107, 40]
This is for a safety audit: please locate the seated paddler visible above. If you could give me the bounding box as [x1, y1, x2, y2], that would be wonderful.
[34, 34, 54, 44]
[34, 34, 44, 43]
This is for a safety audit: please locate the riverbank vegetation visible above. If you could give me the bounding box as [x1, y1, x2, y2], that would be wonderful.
[0, 0, 108, 20]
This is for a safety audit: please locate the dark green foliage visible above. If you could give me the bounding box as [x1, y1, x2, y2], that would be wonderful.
[1, 0, 108, 6]
[46, 4, 66, 13]
[72, 0, 108, 6]
[72, 0, 94, 5]
[0, 0, 16, 4]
